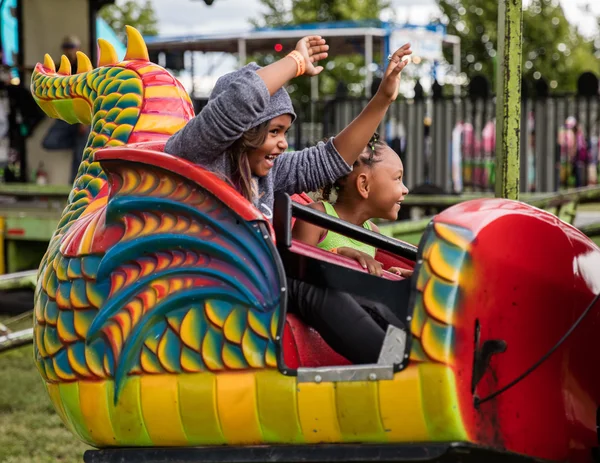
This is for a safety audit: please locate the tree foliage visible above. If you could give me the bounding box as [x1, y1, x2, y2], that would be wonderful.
[99, 0, 159, 41]
[436, 0, 599, 93]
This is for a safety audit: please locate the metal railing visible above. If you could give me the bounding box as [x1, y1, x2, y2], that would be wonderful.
[193, 75, 600, 194]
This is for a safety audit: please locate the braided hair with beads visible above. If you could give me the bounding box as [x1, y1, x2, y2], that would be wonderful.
[321, 132, 387, 202]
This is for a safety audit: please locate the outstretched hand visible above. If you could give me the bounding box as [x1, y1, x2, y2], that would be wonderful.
[295, 36, 329, 76]
[377, 43, 412, 102]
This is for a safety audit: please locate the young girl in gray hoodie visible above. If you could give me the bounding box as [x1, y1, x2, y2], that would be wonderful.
[165, 36, 412, 365]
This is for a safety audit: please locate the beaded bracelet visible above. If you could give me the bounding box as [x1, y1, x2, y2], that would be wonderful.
[286, 50, 306, 77]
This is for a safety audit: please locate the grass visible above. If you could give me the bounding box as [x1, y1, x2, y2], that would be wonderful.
[0, 315, 92, 463]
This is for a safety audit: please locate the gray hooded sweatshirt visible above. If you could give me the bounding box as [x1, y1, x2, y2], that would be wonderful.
[164, 63, 352, 221]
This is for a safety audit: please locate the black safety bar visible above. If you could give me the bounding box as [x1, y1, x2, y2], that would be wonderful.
[273, 192, 418, 260]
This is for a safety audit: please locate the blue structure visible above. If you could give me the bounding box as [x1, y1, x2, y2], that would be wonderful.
[96, 17, 126, 60]
[144, 20, 459, 96]
[1, 0, 18, 67]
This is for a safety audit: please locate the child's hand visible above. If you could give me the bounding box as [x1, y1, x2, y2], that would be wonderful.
[377, 43, 412, 102]
[388, 266, 414, 278]
[337, 247, 383, 276]
[295, 36, 329, 76]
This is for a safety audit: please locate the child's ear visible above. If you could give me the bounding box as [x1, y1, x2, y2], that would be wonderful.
[356, 173, 369, 199]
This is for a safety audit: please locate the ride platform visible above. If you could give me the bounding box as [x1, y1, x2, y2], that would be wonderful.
[84, 442, 556, 463]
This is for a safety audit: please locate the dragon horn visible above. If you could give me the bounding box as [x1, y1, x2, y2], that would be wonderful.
[98, 39, 118, 66]
[76, 51, 93, 73]
[124, 25, 149, 61]
[43, 54, 56, 72]
[57, 55, 71, 75]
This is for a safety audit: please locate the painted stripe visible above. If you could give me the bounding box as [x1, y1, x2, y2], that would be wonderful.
[135, 113, 187, 135]
[335, 381, 386, 442]
[139, 375, 189, 445]
[45, 382, 74, 433]
[142, 98, 187, 114]
[419, 363, 469, 441]
[125, 61, 154, 71]
[297, 382, 342, 443]
[216, 372, 263, 444]
[178, 373, 226, 445]
[255, 370, 304, 443]
[80, 196, 107, 218]
[144, 86, 183, 99]
[378, 365, 430, 441]
[79, 211, 101, 255]
[58, 382, 95, 444]
[78, 381, 117, 446]
[107, 377, 153, 445]
[140, 108, 189, 120]
[136, 65, 164, 75]
[126, 132, 171, 144]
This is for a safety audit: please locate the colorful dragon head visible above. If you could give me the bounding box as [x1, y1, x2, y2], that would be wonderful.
[31, 25, 194, 211]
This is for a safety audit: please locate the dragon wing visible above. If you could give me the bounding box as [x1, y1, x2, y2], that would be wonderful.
[86, 145, 284, 399]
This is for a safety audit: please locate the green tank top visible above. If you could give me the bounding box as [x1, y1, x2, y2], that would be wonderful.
[317, 201, 376, 257]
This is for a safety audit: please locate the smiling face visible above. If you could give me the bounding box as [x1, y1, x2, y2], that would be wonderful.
[352, 146, 409, 221]
[247, 114, 293, 177]
[369, 148, 409, 220]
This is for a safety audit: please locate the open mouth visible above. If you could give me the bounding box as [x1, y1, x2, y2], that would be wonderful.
[263, 154, 278, 169]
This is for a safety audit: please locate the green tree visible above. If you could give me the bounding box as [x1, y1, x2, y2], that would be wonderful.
[436, 0, 599, 93]
[251, 0, 391, 100]
[99, 0, 159, 41]
[595, 15, 600, 59]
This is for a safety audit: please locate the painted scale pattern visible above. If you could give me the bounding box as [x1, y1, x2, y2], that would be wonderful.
[409, 221, 475, 364]
[31, 27, 281, 403]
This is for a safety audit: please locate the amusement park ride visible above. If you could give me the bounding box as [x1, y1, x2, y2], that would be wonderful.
[1, 0, 599, 460]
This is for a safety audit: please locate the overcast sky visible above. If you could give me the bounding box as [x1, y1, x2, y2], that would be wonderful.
[153, 0, 600, 37]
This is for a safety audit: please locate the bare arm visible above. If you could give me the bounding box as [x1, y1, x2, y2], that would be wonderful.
[292, 202, 327, 246]
[332, 44, 412, 166]
[165, 36, 328, 165]
[292, 203, 383, 276]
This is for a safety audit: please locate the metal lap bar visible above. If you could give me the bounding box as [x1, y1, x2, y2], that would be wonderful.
[274, 192, 413, 316]
[274, 192, 418, 260]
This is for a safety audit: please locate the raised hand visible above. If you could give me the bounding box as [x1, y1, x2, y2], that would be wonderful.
[295, 36, 329, 76]
[377, 43, 412, 102]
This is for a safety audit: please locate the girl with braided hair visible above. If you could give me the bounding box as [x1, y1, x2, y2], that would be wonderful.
[293, 133, 411, 278]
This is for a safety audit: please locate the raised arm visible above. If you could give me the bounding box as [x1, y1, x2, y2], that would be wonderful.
[165, 36, 328, 165]
[331, 44, 412, 166]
